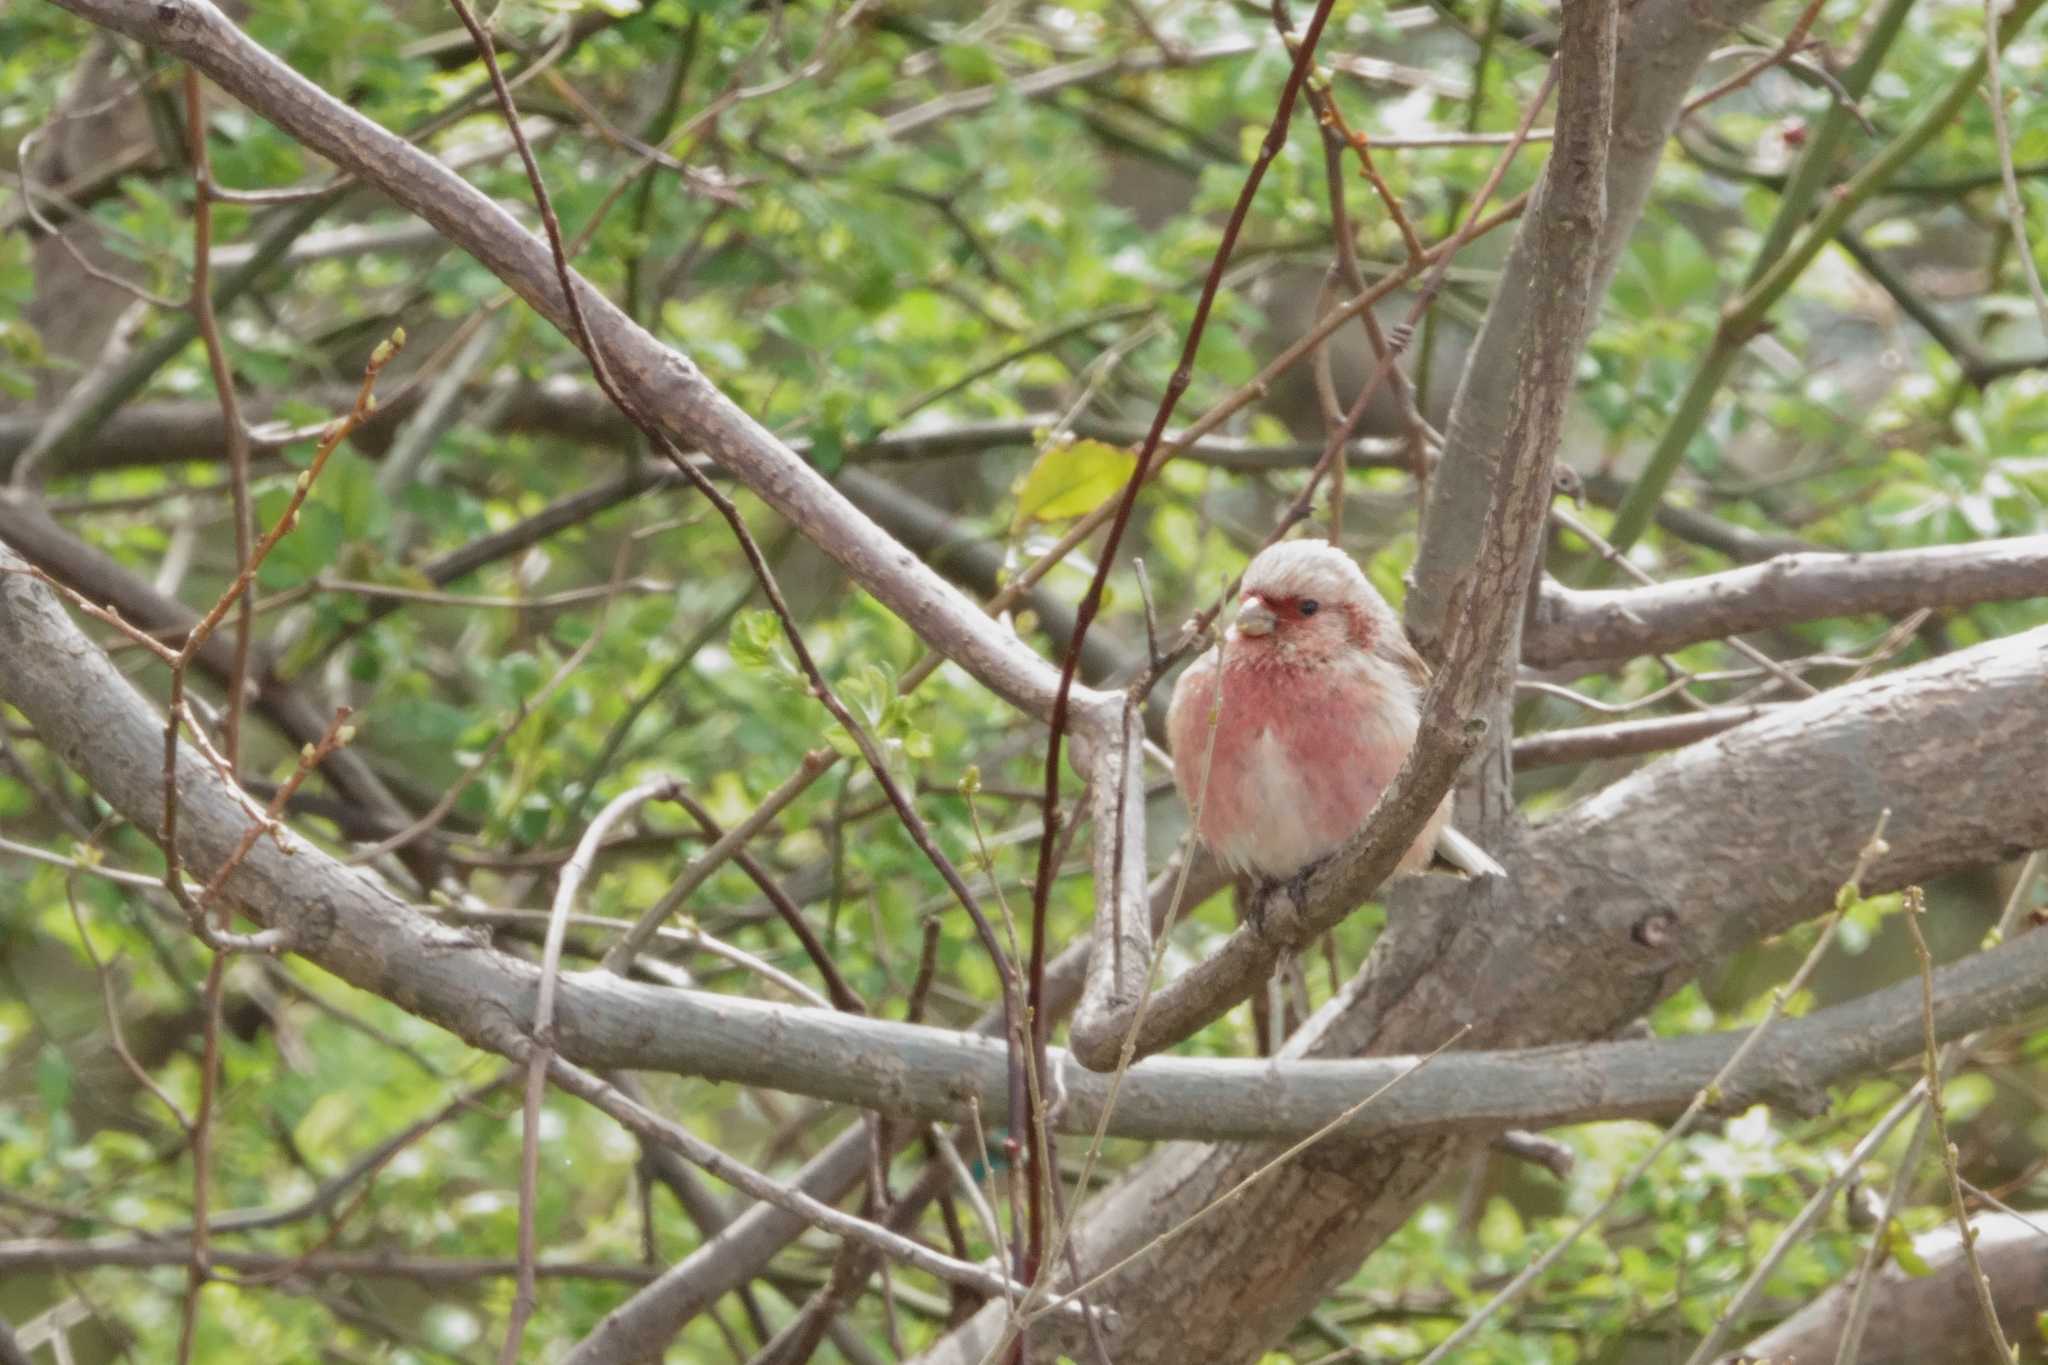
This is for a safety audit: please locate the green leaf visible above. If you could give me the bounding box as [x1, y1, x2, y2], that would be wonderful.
[254, 495, 343, 591]
[729, 609, 797, 681]
[1012, 439, 1137, 527]
[381, 699, 472, 749]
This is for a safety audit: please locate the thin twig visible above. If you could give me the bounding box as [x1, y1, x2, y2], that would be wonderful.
[181, 70, 256, 776]
[600, 750, 837, 970]
[1905, 885, 2018, 1364]
[1833, 849, 2046, 1364]
[507, 776, 684, 1362]
[62, 822, 194, 1135]
[668, 787, 868, 1014]
[1681, 0, 1832, 116]
[1983, 0, 2048, 334]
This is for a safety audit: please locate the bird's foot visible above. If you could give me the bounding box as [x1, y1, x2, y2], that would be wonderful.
[1247, 860, 1323, 941]
[1285, 862, 1317, 917]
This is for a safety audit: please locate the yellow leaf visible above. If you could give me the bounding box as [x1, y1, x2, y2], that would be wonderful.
[1886, 1219, 1932, 1277]
[1012, 439, 1138, 526]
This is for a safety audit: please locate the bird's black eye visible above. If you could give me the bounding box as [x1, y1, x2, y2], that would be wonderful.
[1298, 599, 1320, 617]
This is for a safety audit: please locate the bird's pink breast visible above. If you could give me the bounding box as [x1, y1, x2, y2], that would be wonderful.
[1171, 654, 1424, 878]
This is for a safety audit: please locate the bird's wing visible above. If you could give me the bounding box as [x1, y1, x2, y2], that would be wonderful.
[1437, 824, 1507, 879]
[1383, 629, 1433, 693]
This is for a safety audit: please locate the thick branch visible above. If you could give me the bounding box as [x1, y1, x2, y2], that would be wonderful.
[1525, 535, 2048, 670]
[1726, 1213, 2048, 1365]
[0, 492, 414, 828]
[1516, 624, 2048, 997]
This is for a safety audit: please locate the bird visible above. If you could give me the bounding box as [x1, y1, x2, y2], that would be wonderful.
[1164, 538, 1502, 900]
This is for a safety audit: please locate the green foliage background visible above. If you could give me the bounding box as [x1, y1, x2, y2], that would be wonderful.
[2, 0, 2047, 1359]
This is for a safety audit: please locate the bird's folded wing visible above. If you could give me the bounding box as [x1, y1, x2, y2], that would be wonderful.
[1437, 824, 1507, 879]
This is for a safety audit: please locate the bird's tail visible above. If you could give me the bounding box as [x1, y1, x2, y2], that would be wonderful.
[1437, 824, 1507, 879]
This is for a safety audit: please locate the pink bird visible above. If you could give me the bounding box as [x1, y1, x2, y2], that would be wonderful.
[1166, 539, 1501, 896]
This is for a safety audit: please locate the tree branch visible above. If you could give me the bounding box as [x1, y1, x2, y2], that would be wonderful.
[0, 492, 415, 829]
[1514, 627, 2048, 1009]
[0, 1241, 667, 1285]
[1525, 535, 2048, 670]
[0, 388, 1409, 482]
[1511, 705, 1780, 769]
[1727, 1212, 2048, 1365]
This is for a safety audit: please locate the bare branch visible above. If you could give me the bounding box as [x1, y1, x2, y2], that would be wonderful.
[1526, 535, 2048, 670]
[0, 1241, 668, 1284]
[1511, 706, 1779, 769]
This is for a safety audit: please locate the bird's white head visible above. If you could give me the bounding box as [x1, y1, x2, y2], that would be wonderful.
[1230, 539, 1398, 666]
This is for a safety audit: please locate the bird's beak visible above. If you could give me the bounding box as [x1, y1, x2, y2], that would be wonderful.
[1235, 595, 1277, 637]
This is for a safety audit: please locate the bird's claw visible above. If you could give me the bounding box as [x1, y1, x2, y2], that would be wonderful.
[1247, 862, 1322, 941]
[1286, 864, 1316, 917]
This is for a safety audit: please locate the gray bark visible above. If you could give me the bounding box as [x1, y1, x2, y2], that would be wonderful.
[1726, 1213, 2048, 1365]
[1525, 534, 2048, 670]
